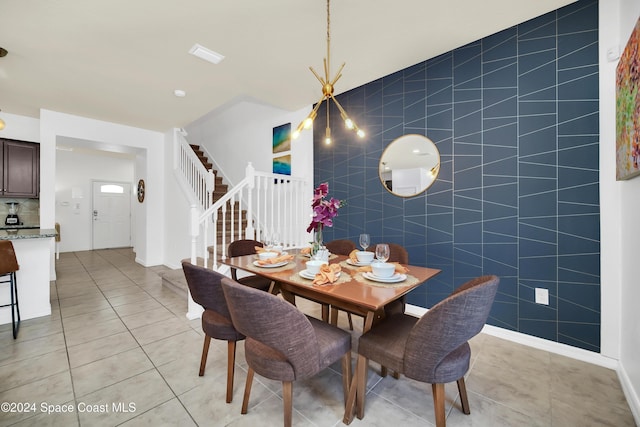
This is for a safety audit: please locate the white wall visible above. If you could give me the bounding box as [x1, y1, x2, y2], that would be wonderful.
[39, 110, 165, 266]
[618, 0, 640, 422]
[0, 112, 40, 143]
[601, 0, 640, 422]
[185, 100, 314, 186]
[55, 149, 134, 252]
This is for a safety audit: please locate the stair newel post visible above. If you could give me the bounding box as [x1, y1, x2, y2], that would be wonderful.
[187, 204, 204, 320]
[205, 169, 215, 210]
[245, 162, 256, 239]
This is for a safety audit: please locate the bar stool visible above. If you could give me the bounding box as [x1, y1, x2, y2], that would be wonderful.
[0, 241, 20, 339]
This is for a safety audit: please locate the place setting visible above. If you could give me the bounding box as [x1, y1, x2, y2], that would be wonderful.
[297, 259, 349, 286]
[355, 243, 411, 285]
[252, 248, 294, 268]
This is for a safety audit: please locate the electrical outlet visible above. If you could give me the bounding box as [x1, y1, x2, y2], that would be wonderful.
[535, 288, 549, 305]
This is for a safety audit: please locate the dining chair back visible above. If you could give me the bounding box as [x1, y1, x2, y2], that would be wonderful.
[325, 239, 357, 256]
[347, 275, 499, 427]
[227, 239, 273, 292]
[221, 276, 352, 427]
[181, 261, 244, 403]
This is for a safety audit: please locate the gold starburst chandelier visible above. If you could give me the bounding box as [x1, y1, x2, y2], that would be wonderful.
[291, 0, 365, 145]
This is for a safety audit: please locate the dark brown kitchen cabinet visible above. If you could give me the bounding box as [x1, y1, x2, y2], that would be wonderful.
[1, 138, 40, 198]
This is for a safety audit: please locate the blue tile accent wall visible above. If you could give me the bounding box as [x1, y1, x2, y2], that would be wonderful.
[314, 0, 600, 352]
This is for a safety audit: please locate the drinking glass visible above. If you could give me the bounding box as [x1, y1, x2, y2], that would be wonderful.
[359, 233, 370, 251]
[375, 243, 390, 263]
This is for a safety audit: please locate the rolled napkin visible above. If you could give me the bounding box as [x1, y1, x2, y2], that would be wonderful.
[349, 249, 359, 263]
[313, 263, 342, 285]
[256, 253, 294, 265]
[357, 262, 409, 274]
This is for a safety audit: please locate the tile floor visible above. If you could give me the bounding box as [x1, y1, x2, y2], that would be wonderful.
[0, 248, 636, 426]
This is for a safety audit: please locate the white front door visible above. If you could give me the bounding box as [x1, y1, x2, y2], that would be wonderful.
[92, 181, 131, 249]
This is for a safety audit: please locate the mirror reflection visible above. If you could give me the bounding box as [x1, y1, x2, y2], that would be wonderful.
[379, 134, 440, 197]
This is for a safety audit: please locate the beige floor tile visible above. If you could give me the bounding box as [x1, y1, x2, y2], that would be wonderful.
[76, 370, 174, 426]
[106, 291, 154, 308]
[119, 398, 196, 426]
[0, 348, 69, 393]
[67, 331, 139, 368]
[142, 329, 203, 367]
[61, 308, 119, 332]
[63, 318, 128, 347]
[71, 347, 154, 397]
[129, 316, 192, 346]
[0, 371, 74, 426]
[119, 306, 176, 330]
[0, 333, 66, 366]
[112, 298, 164, 317]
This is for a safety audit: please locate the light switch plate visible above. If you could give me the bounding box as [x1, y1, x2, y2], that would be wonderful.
[535, 288, 549, 305]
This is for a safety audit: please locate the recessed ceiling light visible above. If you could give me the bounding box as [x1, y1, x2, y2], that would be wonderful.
[174, 89, 186, 97]
[189, 43, 224, 65]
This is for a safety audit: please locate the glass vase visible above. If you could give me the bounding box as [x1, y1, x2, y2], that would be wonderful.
[311, 227, 328, 261]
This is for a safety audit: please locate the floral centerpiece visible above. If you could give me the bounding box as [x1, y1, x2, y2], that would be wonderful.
[307, 182, 343, 254]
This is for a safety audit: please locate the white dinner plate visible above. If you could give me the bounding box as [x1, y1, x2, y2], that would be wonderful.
[253, 260, 289, 268]
[346, 259, 372, 266]
[362, 272, 407, 283]
[299, 269, 341, 280]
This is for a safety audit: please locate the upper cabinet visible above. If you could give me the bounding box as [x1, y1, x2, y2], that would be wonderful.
[1, 139, 40, 198]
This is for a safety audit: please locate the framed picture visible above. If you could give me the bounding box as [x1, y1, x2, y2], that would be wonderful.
[273, 154, 291, 175]
[273, 123, 291, 154]
[616, 15, 640, 180]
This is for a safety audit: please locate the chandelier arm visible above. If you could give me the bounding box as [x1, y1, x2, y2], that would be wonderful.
[330, 95, 351, 121]
[309, 66, 326, 86]
[330, 62, 346, 86]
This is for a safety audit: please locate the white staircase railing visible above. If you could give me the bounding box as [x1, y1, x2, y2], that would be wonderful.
[189, 162, 310, 268]
[173, 128, 215, 210]
[173, 129, 311, 319]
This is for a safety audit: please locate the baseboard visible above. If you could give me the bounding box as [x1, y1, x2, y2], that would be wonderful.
[618, 361, 640, 426]
[405, 304, 618, 369]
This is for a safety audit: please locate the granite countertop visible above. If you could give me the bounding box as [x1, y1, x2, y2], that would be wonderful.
[0, 228, 57, 240]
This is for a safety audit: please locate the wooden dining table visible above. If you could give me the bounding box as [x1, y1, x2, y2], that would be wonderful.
[219, 249, 441, 333]
[220, 249, 441, 424]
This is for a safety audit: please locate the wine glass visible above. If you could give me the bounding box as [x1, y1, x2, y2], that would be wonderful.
[359, 233, 370, 251]
[375, 243, 390, 263]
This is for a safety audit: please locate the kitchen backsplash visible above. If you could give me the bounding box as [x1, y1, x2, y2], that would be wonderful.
[0, 198, 40, 226]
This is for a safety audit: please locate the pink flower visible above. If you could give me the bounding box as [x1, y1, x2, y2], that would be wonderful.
[307, 183, 344, 233]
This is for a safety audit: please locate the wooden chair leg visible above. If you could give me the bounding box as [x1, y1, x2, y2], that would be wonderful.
[283, 381, 293, 427]
[226, 341, 237, 403]
[347, 312, 354, 330]
[457, 377, 470, 414]
[199, 335, 211, 376]
[341, 351, 352, 404]
[241, 367, 254, 414]
[356, 355, 368, 420]
[380, 366, 388, 377]
[432, 383, 446, 427]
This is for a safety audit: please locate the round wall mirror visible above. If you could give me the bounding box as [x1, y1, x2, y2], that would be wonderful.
[379, 134, 440, 197]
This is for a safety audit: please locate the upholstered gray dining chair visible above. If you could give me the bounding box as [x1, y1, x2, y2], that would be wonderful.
[325, 239, 357, 256]
[221, 276, 352, 427]
[345, 275, 499, 427]
[181, 261, 244, 403]
[227, 239, 273, 292]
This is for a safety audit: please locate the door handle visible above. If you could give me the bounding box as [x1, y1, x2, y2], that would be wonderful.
[93, 210, 98, 220]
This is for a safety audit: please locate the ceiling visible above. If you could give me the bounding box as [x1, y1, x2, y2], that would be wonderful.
[0, 0, 576, 132]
